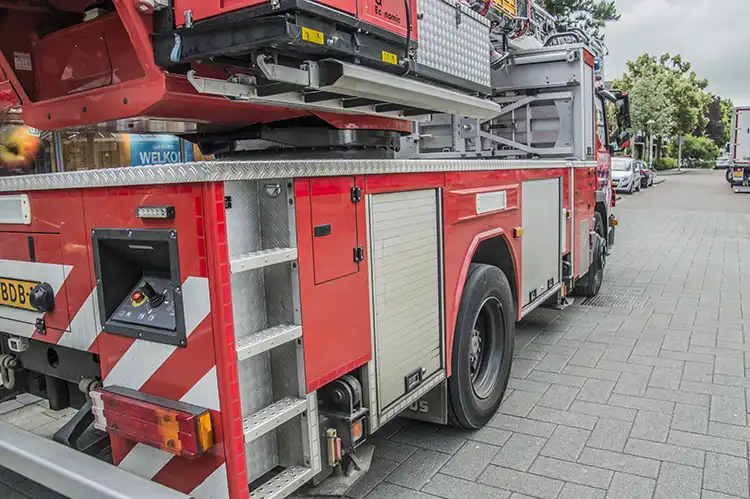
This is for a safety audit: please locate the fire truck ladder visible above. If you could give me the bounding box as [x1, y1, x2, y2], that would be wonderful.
[186, 57, 504, 121]
[226, 180, 320, 499]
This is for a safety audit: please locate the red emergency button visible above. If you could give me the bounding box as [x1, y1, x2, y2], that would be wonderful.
[131, 291, 145, 305]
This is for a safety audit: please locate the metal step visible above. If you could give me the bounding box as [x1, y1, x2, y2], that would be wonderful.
[187, 59, 503, 121]
[236, 324, 302, 362]
[230, 248, 298, 273]
[243, 397, 307, 443]
[249, 465, 314, 499]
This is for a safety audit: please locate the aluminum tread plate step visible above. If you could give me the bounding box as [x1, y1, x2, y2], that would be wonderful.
[249, 466, 314, 499]
[243, 397, 307, 442]
[236, 324, 302, 361]
[230, 248, 298, 273]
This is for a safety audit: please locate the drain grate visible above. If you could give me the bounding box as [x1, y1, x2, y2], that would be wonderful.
[581, 293, 650, 309]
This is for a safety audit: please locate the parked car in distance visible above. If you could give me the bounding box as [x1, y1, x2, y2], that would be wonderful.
[637, 160, 656, 188]
[716, 155, 731, 169]
[611, 157, 641, 194]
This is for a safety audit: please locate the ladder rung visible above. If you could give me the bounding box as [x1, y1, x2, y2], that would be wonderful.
[230, 248, 297, 273]
[236, 324, 302, 361]
[249, 465, 314, 499]
[243, 397, 307, 442]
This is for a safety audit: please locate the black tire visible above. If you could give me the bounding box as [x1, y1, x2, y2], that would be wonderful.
[447, 264, 514, 429]
[576, 212, 606, 297]
[628, 182, 634, 194]
[726, 169, 733, 184]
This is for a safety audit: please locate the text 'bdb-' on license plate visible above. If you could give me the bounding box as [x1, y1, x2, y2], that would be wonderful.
[0, 278, 38, 311]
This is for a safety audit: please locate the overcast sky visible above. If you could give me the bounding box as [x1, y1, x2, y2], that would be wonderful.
[603, 0, 750, 106]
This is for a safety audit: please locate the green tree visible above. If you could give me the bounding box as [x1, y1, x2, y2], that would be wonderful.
[614, 54, 711, 139]
[668, 135, 720, 166]
[541, 0, 619, 36]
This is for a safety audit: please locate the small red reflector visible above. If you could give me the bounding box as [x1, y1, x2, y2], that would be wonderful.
[91, 386, 213, 459]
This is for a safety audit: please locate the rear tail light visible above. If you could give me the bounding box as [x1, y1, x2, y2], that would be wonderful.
[91, 386, 214, 459]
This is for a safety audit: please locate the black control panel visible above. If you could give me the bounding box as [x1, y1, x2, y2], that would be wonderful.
[110, 276, 177, 332]
[92, 228, 186, 347]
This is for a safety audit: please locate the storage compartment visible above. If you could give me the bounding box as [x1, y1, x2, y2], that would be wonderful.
[310, 177, 361, 284]
[368, 189, 443, 411]
[520, 178, 562, 307]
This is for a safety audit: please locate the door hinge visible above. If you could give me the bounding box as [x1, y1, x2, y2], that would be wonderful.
[353, 246, 364, 263]
[350, 187, 362, 203]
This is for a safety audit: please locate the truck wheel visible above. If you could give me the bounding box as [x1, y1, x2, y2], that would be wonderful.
[448, 264, 514, 429]
[576, 212, 606, 297]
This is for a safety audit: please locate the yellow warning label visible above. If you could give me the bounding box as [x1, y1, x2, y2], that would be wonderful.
[381, 51, 398, 65]
[301, 27, 325, 45]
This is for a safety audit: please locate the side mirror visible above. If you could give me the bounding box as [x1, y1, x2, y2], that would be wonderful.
[616, 94, 631, 129]
[617, 130, 632, 150]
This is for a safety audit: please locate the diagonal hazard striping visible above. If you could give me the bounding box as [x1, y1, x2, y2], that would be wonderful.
[581, 293, 650, 309]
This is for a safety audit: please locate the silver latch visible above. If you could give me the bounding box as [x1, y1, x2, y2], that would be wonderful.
[7, 336, 29, 353]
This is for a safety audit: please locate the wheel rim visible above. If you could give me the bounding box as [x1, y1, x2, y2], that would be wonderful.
[469, 296, 504, 400]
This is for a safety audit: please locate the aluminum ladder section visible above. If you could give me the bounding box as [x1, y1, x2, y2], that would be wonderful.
[187, 58, 503, 122]
[225, 179, 320, 499]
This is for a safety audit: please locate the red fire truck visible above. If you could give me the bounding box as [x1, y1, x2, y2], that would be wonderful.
[0, 0, 629, 498]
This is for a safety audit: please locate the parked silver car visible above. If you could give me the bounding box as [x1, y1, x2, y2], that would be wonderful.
[611, 157, 640, 194]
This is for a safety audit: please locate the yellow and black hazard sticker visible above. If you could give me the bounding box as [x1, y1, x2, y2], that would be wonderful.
[381, 51, 398, 65]
[301, 27, 325, 45]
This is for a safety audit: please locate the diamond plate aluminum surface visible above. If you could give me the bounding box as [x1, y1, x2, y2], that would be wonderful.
[581, 294, 650, 309]
[0, 159, 593, 192]
[416, 0, 490, 87]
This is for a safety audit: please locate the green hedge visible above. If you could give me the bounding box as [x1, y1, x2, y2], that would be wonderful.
[654, 158, 677, 171]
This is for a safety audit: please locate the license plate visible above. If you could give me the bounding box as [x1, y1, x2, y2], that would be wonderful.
[0, 277, 38, 311]
[734, 171, 744, 178]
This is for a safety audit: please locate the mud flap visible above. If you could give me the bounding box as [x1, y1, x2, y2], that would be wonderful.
[402, 380, 448, 425]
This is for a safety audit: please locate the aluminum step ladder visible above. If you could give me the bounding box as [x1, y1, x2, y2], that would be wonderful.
[224, 179, 320, 499]
[187, 57, 503, 122]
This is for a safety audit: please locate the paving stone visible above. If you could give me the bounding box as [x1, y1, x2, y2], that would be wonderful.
[437, 441, 500, 483]
[537, 385, 579, 410]
[578, 379, 616, 404]
[630, 410, 670, 442]
[579, 447, 660, 479]
[558, 482, 605, 499]
[528, 406, 599, 430]
[540, 425, 589, 461]
[708, 421, 750, 443]
[603, 472, 655, 499]
[535, 353, 572, 373]
[437, 425, 512, 447]
[478, 465, 563, 499]
[529, 456, 613, 489]
[488, 414, 556, 438]
[569, 400, 636, 422]
[710, 395, 747, 426]
[632, 339, 662, 357]
[601, 345, 635, 363]
[420, 473, 511, 499]
[510, 358, 539, 379]
[653, 462, 702, 499]
[364, 483, 439, 499]
[672, 403, 709, 434]
[587, 418, 632, 452]
[703, 452, 750, 498]
[613, 372, 650, 397]
[645, 387, 710, 406]
[498, 390, 544, 417]
[648, 367, 682, 390]
[607, 393, 675, 414]
[597, 360, 654, 375]
[386, 449, 451, 490]
[526, 370, 587, 387]
[682, 381, 746, 399]
[391, 429, 465, 455]
[507, 378, 551, 394]
[624, 438, 705, 468]
[570, 348, 605, 368]
[668, 430, 747, 458]
[702, 491, 749, 499]
[563, 365, 621, 382]
[370, 437, 419, 464]
[628, 354, 684, 369]
[491, 433, 546, 471]
[346, 458, 400, 499]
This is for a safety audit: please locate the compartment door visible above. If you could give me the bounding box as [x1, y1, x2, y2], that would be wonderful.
[369, 189, 442, 411]
[310, 177, 360, 285]
[521, 178, 562, 307]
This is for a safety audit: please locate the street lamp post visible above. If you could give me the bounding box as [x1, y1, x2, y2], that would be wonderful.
[647, 120, 656, 169]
